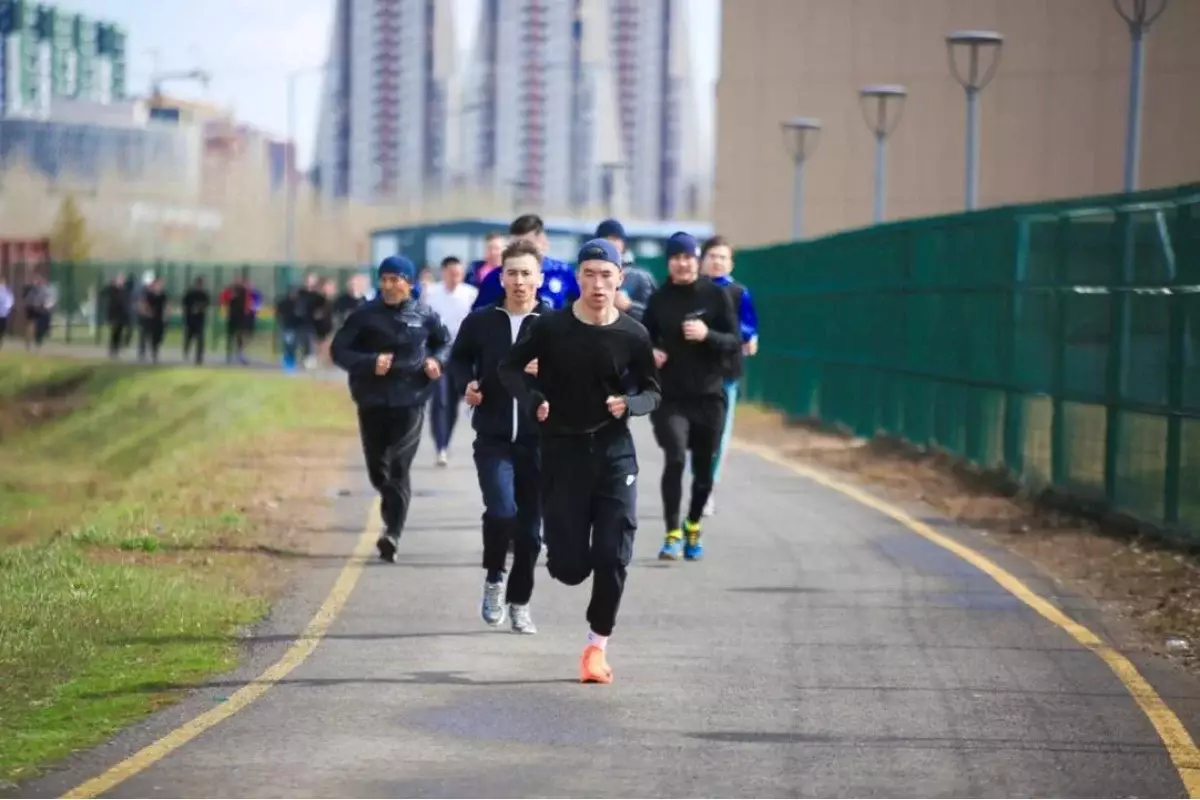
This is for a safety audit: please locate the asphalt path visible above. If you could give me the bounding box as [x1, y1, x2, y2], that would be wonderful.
[15, 414, 1200, 798]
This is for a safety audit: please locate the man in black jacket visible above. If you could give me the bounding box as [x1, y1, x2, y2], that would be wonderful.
[643, 232, 740, 562]
[332, 255, 452, 563]
[448, 239, 545, 634]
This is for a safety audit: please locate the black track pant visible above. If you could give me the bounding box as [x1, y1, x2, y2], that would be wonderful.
[541, 426, 638, 637]
[183, 320, 205, 364]
[651, 395, 726, 531]
[108, 320, 128, 357]
[358, 404, 425, 538]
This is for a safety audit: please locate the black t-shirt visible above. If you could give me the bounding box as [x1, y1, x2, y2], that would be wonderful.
[183, 288, 210, 320]
[142, 290, 167, 322]
[498, 306, 662, 437]
[227, 286, 249, 321]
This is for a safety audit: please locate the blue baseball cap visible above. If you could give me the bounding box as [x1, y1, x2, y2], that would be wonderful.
[577, 238, 622, 268]
[378, 255, 416, 282]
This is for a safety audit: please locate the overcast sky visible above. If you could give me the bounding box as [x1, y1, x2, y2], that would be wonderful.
[62, 0, 721, 169]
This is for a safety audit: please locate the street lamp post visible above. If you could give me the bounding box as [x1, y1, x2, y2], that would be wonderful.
[285, 64, 328, 270]
[946, 30, 1003, 211]
[859, 84, 908, 224]
[1113, 0, 1169, 193]
[780, 117, 822, 240]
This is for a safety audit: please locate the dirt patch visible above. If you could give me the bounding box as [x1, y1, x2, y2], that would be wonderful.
[734, 405, 1200, 673]
[0, 371, 93, 442]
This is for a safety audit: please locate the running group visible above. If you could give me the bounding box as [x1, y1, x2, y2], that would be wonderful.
[330, 214, 759, 684]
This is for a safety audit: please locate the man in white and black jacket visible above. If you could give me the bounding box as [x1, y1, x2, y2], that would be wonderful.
[448, 239, 547, 634]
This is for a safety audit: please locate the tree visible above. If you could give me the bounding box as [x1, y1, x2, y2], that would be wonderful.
[49, 194, 92, 264]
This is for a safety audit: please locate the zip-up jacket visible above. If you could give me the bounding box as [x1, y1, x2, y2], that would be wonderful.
[447, 304, 543, 442]
[331, 296, 452, 409]
[642, 276, 741, 400]
[471, 256, 580, 310]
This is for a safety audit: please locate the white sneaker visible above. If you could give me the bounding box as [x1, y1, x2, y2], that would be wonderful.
[481, 581, 506, 627]
[509, 603, 537, 634]
[703, 495, 716, 517]
[436, 450, 449, 467]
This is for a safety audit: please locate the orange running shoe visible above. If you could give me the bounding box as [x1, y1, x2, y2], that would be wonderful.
[579, 644, 613, 684]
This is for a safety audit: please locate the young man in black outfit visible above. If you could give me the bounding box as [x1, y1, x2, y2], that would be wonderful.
[332, 255, 452, 563]
[137, 277, 168, 364]
[499, 238, 661, 684]
[642, 232, 741, 562]
[182, 277, 211, 365]
[449, 239, 545, 634]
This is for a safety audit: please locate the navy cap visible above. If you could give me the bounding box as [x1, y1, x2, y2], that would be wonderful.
[577, 238, 622, 268]
[665, 231, 699, 259]
[378, 255, 416, 282]
[595, 218, 626, 241]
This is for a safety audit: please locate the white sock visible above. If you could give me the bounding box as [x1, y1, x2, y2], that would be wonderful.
[587, 631, 609, 650]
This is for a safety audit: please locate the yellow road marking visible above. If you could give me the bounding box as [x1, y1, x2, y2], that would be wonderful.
[733, 438, 1200, 798]
[62, 500, 381, 799]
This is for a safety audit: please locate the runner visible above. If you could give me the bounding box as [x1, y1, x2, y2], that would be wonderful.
[448, 239, 543, 633]
[422, 256, 479, 467]
[642, 232, 740, 561]
[498, 237, 661, 684]
[700, 235, 760, 516]
[472, 214, 578, 310]
[331, 255, 452, 563]
[137, 276, 168, 364]
[182, 277, 211, 366]
[466, 231, 506, 289]
[0, 274, 12, 348]
[595, 218, 656, 323]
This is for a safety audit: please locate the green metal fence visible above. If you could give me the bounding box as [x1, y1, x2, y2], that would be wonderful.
[733, 182, 1200, 538]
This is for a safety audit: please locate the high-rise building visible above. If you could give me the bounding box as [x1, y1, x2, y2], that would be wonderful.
[461, 0, 700, 220]
[0, 0, 126, 117]
[313, 0, 459, 204]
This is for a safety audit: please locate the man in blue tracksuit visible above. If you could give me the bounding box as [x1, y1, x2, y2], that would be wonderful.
[449, 238, 546, 634]
[472, 213, 579, 310]
[699, 235, 760, 517]
[332, 255, 452, 563]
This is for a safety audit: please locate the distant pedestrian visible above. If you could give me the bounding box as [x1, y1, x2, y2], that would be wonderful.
[101, 274, 131, 358]
[422, 255, 478, 466]
[137, 277, 168, 364]
[22, 273, 53, 350]
[182, 277, 211, 365]
[220, 276, 252, 364]
[0, 275, 12, 348]
[331, 255, 452, 563]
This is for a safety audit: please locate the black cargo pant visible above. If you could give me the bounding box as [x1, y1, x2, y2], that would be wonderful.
[540, 425, 638, 637]
[183, 317, 205, 364]
[358, 404, 425, 538]
[651, 394, 726, 531]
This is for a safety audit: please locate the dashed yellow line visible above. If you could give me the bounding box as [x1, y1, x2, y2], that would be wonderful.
[734, 438, 1200, 798]
[62, 500, 381, 799]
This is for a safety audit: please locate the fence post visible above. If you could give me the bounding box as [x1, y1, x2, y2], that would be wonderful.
[93, 267, 104, 345]
[1104, 206, 1135, 507]
[64, 262, 74, 344]
[1050, 216, 1069, 487]
[1163, 201, 1192, 526]
[1003, 218, 1030, 476]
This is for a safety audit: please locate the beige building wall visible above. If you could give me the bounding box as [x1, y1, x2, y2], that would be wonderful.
[714, 0, 1200, 248]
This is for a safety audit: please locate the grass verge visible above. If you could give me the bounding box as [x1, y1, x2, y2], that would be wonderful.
[0, 352, 357, 784]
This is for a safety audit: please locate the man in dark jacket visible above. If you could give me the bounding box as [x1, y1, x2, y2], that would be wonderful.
[448, 239, 544, 634]
[102, 274, 131, 358]
[332, 255, 452, 563]
[642, 232, 740, 562]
